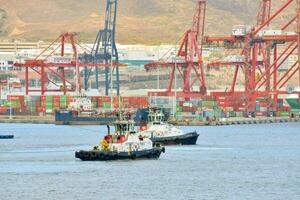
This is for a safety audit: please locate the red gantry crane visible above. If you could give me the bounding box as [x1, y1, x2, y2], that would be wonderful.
[145, 0, 207, 98]
[14, 33, 123, 95]
[205, 0, 300, 116]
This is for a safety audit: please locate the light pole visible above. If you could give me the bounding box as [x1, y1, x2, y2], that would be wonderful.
[173, 57, 178, 117]
[110, 41, 114, 111]
[156, 67, 160, 106]
[8, 79, 12, 120]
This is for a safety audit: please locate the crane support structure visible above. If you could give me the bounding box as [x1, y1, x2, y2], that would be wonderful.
[205, 0, 300, 115]
[14, 33, 124, 95]
[83, 0, 120, 96]
[145, 0, 207, 98]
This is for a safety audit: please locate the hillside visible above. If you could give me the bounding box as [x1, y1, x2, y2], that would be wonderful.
[0, 0, 297, 44]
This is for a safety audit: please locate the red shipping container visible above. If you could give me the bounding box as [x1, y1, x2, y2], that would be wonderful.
[8, 95, 25, 101]
[104, 96, 111, 102]
[278, 106, 291, 112]
[41, 95, 46, 101]
[236, 107, 246, 111]
[203, 96, 216, 101]
[178, 102, 184, 106]
[256, 112, 265, 117]
[98, 100, 103, 107]
[277, 99, 284, 104]
[91, 96, 98, 102]
[0, 106, 8, 114]
[67, 96, 74, 104]
[37, 107, 46, 113]
[53, 96, 60, 102]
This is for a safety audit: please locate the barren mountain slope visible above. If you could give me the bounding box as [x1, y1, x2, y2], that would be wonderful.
[0, 0, 297, 44]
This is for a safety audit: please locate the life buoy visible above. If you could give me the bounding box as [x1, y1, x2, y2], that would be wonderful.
[99, 153, 105, 160]
[146, 153, 151, 158]
[112, 153, 118, 160]
[131, 153, 136, 160]
[83, 152, 90, 160]
[156, 131, 164, 137]
[94, 153, 100, 160]
[91, 152, 97, 160]
[104, 154, 110, 160]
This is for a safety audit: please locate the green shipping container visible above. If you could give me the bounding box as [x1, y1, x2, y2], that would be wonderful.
[278, 111, 290, 117]
[175, 112, 183, 116]
[229, 111, 237, 118]
[103, 103, 111, 109]
[4, 101, 21, 107]
[202, 101, 217, 107]
[285, 98, 300, 110]
[46, 96, 53, 103]
[198, 115, 203, 121]
[46, 103, 53, 110]
[60, 96, 67, 108]
[92, 102, 98, 108]
[176, 106, 183, 112]
[30, 106, 36, 113]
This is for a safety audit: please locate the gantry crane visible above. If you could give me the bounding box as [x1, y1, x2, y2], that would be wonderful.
[145, 0, 207, 98]
[83, 0, 120, 96]
[14, 33, 121, 95]
[205, 0, 300, 116]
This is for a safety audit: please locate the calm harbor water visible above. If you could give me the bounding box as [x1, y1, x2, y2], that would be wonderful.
[1, 123, 300, 200]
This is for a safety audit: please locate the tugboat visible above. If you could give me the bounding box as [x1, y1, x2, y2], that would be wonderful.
[0, 135, 14, 139]
[75, 120, 165, 161]
[140, 109, 199, 145]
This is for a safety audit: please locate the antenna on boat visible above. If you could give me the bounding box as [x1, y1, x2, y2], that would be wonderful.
[106, 125, 110, 135]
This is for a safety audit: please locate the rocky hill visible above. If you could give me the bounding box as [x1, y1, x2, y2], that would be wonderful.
[0, 0, 297, 44]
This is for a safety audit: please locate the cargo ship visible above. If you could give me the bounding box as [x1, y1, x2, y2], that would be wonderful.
[55, 108, 160, 125]
[55, 110, 118, 125]
[55, 96, 171, 126]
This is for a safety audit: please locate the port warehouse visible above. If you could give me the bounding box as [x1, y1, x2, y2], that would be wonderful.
[1, 0, 300, 121]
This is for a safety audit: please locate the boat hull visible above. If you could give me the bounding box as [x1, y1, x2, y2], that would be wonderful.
[55, 110, 148, 125]
[75, 147, 164, 161]
[0, 135, 14, 139]
[151, 131, 199, 145]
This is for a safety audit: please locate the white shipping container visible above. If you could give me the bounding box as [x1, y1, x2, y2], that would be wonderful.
[232, 25, 252, 36]
[183, 102, 193, 107]
[257, 29, 283, 37]
[260, 107, 267, 112]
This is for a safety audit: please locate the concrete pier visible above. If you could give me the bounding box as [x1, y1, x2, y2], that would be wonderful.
[170, 117, 300, 126]
[0, 115, 299, 126]
[0, 115, 54, 124]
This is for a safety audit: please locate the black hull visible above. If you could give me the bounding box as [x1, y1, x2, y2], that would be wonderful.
[75, 147, 164, 161]
[152, 131, 199, 145]
[0, 135, 14, 139]
[55, 109, 149, 126]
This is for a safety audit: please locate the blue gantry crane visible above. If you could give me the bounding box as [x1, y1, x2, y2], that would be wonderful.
[83, 0, 120, 96]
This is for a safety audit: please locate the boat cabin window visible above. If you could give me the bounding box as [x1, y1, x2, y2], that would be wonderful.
[148, 113, 165, 124]
[114, 123, 135, 133]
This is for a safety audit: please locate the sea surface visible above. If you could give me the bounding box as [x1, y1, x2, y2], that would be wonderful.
[0, 123, 300, 200]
